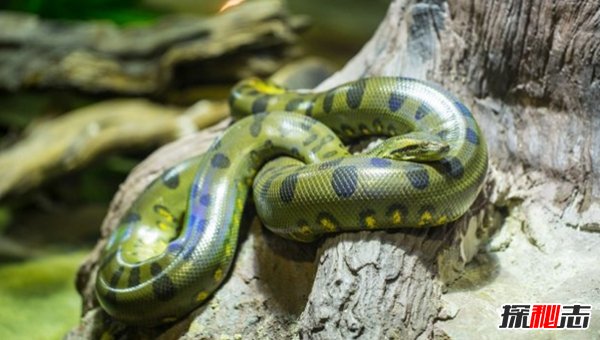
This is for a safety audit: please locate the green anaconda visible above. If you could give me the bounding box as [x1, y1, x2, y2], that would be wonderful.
[95, 77, 488, 325]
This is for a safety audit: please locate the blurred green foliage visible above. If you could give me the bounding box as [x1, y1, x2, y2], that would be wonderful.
[1, 0, 162, 25]
[0, 252, 88, 340]
[0, 206, 11, 234]
[79, 155, 140, 203]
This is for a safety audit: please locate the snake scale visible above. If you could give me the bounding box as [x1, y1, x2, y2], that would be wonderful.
[96, 77, 488, 325]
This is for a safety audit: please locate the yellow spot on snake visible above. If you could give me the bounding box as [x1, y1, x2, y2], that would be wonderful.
[437, 215, 448, 225]
[320, 217, 337, 232]
[252, 79, 285, 94]
[224, 243, 233, 257]
[232, 214, 241, 226]
[364, 215, 377, 229]
[196, 291, 209, 302]
[236, 198, 244, 210]
[214, 268, 223, 282]
[300, 225, 312, 235]
[418, 211, 433, 226]
[156, 207, 175, 221]
[158, 222, 171, 231]
[392, 210, 402, 224]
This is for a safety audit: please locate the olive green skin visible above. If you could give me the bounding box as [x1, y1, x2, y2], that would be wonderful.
[95, 77, 488, 325]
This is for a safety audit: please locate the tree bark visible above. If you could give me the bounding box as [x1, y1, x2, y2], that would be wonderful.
[70, 0, 600, 338]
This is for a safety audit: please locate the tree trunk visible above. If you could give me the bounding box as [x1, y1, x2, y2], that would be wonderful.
[70, 0, 600, 338]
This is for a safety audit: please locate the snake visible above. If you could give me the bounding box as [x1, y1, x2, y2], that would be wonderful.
[95, 77, 488, 325]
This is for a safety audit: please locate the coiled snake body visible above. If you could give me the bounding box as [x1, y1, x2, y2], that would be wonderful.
[96, 77, 488, 325]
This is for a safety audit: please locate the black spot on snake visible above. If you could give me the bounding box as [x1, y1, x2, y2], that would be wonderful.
[152, 274, 177, 301]
[110, 266, 124, 287]
[406, 166, 430, 189]
[161, 168, 180, 189]
[466, 127, 479, 145]
[346, 79, 366, 109]
[331, 166, 359, 198]
[303, 133, 318, 146]
[280, 173, 299, 203]
[415, 104, 428, 120]
[311, 135, 335, 153]
[290, 147, 300, 157]
[300, 116, 316, 131]
[250, 115, 265, 137]
[263, 140, 274, 149]
[455, 101, 472, 117]
[388, 92, 404, 112]
[151, 263, 163, 276]
[211, 153, 231, 169]
[323, 90, 335, 113]
[199, 194, 211, 206]
[285, 98, 305, 111]
[438, 157, 465, 179]
[251, 95, 270, 114]
[323, 150, 338, 158]
[128, 267, 140, 287]
[318, 158, 344, 170]
[258, 176, 276, 201]
[371, 158, 392, 168]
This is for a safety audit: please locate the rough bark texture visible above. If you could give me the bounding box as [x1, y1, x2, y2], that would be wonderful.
[70, 0, 600, 339]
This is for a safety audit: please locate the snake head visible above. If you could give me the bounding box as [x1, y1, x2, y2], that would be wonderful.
[229, 78, 287, 119]
[370, 133, 450, 162]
